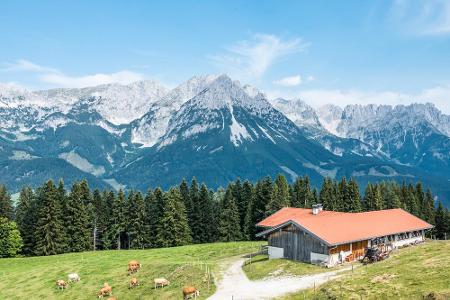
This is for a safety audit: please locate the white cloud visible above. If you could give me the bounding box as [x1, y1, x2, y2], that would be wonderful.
[267, 84, 450, 114]
[391, 0, 450, 35]
[210, 34, 309, 79]
[273, 75, 302, 87]
[1, 59, 144, 88]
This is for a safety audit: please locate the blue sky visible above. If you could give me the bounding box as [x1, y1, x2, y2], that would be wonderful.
[1, 0, 450, 111]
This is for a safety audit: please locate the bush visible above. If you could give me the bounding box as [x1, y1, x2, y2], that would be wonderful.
[0, 217, 23, 257]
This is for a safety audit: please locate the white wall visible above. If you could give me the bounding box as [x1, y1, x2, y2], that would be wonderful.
[310, 252, 329, 264]
[268, 246, 284, 259]
[392, 235, 424, 248]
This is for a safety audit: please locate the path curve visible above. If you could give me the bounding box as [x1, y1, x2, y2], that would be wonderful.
[208, 257, 350, 300]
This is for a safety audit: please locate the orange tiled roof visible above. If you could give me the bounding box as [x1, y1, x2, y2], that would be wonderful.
[257, 207, 433, 245]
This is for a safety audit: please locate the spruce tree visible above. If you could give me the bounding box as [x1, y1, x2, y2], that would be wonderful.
[196, 184, 214, 243]
[189, 178, 201, 242]
[337, 177, 347, 211]
[346, 178, 362, 212]
[109, 189, 126, 249]
[423, 189, 435, 225]
[435, 202, 448, 240]
[143, 189, 154, 248]
[102, 190, 116, 249]
[34, 180, 65, 256]
[242, 181, 254, 239]
[149, 188, 165, 248]
[0, 185, 13, 220]
[218, 186, 242, 242]
[233, 179, 248, 232]
[127, 191, 146, 249]
[15, 187, 36, 255]
[56, 179, 69, 252]
[156, 188, 191, 247]
[65, 182, 91, 252]
[415, 182, 425, 218]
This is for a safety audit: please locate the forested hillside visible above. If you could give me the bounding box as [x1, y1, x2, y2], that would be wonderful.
[0, 175, 449, 258]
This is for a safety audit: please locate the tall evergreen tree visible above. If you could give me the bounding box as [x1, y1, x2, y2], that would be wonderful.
[102, 191, 116, 249]
[218, 186, 242, 242]
[346, 178, 362, 212]
[196, 184, 214, 243]
[143, 189, 154, 248]
[15, 187, 36, 255]
[435, 202, 448, 240]
[108, 189, 126, 249]
[34, 180, 65, 256]
[337, 177, 347, 211]
[265, 175, 291, 215]
[233, 179, 248, 232]
[423, 189, 436, 225]
[147, 188, 165, 248]
[242, 181, 254, 239]
[189, 178, 201, 242]
[0, 185, 13, 220]
[0, 217, 23, 258]
[127, 191, 146, 249]
[156, 188, 191, 247]
[65, 182, 91, 252]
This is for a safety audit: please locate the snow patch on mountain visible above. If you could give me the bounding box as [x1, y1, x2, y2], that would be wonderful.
[9, 150, 38, 160]
[59, 151, 105, 176]
[279, 165, 298, 181]
[303, 162, 338, 179]
[229, 104, 252, 146]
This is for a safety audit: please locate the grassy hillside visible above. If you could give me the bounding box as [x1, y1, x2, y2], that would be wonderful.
[0, 242, 262, 300]
[281, 241, 450, 300]
[242, 254, 333, 280]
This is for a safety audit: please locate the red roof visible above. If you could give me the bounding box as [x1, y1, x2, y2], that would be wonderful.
[257, 207, 433, 246]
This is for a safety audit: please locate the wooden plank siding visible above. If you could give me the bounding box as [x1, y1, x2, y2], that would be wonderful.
[267, 225, 328, 262]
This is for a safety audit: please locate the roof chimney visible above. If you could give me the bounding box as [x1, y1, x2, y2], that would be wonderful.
[312, 204, 323, 215]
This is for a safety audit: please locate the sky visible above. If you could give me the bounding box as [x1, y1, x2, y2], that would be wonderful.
[1, 0, 450, 112]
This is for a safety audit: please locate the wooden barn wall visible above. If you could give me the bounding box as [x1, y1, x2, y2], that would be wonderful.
[268, 227, 328, 262]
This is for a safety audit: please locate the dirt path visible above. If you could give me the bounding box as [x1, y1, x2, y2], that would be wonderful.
[207, 257, 350, 300]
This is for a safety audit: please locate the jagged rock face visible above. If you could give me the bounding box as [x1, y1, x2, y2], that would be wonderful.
[0, 76, 450, 206]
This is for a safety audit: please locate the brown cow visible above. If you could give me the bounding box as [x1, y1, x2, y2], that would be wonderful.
[183, 286, 200, 300]
[129, 277, 139, 289]
[127, 260, 141, 275]
[97, 283, 112, 298]
[56, 279, 68, 289]
[106, 297, 117, 300]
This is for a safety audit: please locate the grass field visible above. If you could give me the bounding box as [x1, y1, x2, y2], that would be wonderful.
[0, 242, 263, 300]
[242, 254, 333, 281]
[281, 240, 450, 300]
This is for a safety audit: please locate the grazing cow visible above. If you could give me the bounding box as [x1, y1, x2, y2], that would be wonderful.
[106, 298, 117, 300]
[129, 277, 139, 289]
[56, 280, 68, 289]
[68, 273, 80, 282]
[154, 278, 170, 289]
[127, 260, 141, 275]
[183, 286, 200, 300]
[97, 283, 112, 298]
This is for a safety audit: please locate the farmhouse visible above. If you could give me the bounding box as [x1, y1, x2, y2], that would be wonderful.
[256, 205, 433, 266]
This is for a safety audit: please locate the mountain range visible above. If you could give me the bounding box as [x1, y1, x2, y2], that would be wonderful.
[1, 75, 449, 206]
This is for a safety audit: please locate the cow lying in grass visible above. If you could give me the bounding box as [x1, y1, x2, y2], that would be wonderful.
[129, 277, 139, 289]
[97, 282, 112, 298]
[183, 286, 200, 299]
[56, 280, 68, 290]
[154, 277, 170, 289]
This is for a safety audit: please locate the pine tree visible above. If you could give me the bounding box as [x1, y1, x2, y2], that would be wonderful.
[156, 188, 191, 247]
[406, 184, 419, 216]
[127, 191, 146, 249]
[143, 189, 154, 248]
[346, 178, 362, 212]
[56, 179, 69, 252]
[108, 189, 126, 249]
[319, 178, 335, 210]
[415, 182, 425, 218]
[196, 184, 214, 243]
[34, 180, 65, 256]
[423, 189, 435, 225]
[242, 181, 254, 240]
[337, 177, 347, 211]
[65, 182, 91, 252]
[15, 187, 36, 255]
[435, 202, 448, 240]
[148, 188, 165, 248]
[218, 186, 242, 242]
[0, 185, 13, 220]
[189, 178, 201, 242]
[179, 179, 192, 222]
[102, 191, 116, 249]
[275, 174, 290, 206]
[91, 189, 106, 250]
[233, 179, 248, 232]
